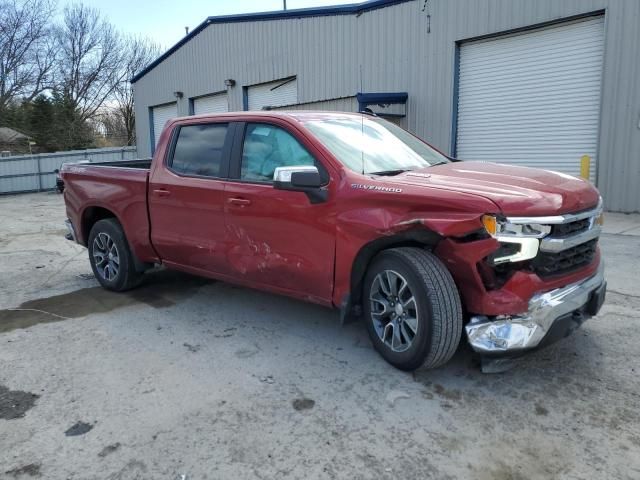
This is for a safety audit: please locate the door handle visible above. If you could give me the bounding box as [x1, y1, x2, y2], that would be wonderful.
[153, 188, 171, 197]
[227, 197, 251, 206]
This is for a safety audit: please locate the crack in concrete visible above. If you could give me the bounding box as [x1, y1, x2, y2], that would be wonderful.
[608, 289, 640, 300]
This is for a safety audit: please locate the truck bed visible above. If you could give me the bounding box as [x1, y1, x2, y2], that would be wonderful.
[79, 158, 152, 169]
[61, 159, 155, 261]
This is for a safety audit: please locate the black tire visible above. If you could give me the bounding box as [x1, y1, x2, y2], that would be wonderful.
[363, 247, 463, 371]
[88, 218, 143, 292]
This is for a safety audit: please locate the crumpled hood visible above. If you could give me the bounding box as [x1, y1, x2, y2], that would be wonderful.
[392, 161, 600, 216]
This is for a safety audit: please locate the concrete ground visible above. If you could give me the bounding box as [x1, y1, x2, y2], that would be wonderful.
[1, 192, 639, 480]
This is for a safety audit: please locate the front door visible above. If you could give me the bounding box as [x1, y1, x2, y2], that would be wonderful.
[223, 121, 335, 303]
[148, 121, 233, 274]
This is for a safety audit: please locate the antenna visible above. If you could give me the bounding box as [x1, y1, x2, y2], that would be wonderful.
[359, 65, 365, 175]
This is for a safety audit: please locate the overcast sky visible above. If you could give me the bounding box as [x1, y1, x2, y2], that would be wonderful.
[62, 0, 356, 49]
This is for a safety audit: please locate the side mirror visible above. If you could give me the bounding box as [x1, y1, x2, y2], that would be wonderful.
[273, 166, 327, 204]
[53, 169, 60, 174]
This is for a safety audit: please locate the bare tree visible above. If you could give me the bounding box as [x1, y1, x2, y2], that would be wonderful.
[107, 36, 160, 145]
[54, 3, 124, 121]
[87, 111, 124, 147]
[0, 0, 57, 109]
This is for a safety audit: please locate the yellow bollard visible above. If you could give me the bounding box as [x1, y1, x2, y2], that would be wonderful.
[580, 155, 591, 180]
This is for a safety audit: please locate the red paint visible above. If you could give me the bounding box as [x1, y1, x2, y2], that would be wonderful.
[435, 238, 601, 316]
[61, 111, 602, 316]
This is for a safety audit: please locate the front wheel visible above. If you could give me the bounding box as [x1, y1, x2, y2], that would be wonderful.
[88, 218, 143, 292]
[363, 247, 463, 371]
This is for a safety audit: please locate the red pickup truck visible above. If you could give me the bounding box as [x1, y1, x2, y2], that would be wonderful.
[61, 111, 606, 371]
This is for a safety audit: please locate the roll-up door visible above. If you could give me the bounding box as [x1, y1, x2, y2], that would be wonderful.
[193, 93, 228, 114]
[152, 102, 178, 148]
[455, 16, 604, 180]
[247, 77, 297, 111]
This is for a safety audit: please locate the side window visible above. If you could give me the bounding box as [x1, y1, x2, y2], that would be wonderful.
[170, 123, 228, 177]
[241, 123, 321, 182]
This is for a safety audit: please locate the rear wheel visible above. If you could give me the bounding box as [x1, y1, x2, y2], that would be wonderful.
[88, 218, 143, 291]
[363, 247, 463, 370]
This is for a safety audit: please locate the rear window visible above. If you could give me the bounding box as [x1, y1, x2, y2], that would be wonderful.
[170, 123, 228, 177]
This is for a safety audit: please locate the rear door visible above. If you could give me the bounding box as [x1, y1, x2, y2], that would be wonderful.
[148, 120, 234, 274]
[223, 120, 336, 303]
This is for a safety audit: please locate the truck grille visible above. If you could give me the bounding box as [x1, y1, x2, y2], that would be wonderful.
[550, 218, 591, 238]
[532, 239, 598, 277]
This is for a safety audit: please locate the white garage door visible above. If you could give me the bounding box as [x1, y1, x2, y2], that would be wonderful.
[152, 102, 177, 148]
[193, 93, 228, 115]
[247, 77, 297, 111]
[456, 16, 604, 180]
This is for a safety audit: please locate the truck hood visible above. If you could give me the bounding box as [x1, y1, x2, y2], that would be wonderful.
[393, 161, 600, 216]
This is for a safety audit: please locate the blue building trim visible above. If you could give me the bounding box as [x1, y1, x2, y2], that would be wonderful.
[356, 92, 408, 112]
[449, 44, 461, 158]
[131, 0, 413, 83]
[242, 87, 249, 111]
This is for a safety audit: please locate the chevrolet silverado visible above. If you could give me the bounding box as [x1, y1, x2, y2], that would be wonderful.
[61, 111, 606, 370]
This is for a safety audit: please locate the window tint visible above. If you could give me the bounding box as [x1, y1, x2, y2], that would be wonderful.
[170, 123, 228, 177]
[241, 123, 318, 182]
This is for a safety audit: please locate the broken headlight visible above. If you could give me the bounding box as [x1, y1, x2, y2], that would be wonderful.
[481, 215, 551, 239]
[481, 215, 549, 264]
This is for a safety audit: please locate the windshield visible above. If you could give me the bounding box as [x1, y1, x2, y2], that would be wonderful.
[303, 116, 449, 175]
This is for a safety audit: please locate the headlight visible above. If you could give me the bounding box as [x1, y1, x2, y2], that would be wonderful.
[595, 211, 604, 226]
[481, 215, 550, 239]
[481, 215, 498, 236]
[481, 215, 546, 265]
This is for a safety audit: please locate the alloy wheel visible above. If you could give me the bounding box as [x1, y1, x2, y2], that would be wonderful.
[369, 269, 419, 352]
[92, 232, 120, 281]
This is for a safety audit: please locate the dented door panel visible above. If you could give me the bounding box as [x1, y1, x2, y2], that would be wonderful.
[223, 181, 335, 302]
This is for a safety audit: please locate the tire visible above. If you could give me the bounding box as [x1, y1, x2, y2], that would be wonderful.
[363, 247, 463, 371]
[88, 218, 143, 292]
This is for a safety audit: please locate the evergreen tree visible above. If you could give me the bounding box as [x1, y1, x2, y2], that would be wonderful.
[27, 95, 55, 151]
[50, 92, 95, 151]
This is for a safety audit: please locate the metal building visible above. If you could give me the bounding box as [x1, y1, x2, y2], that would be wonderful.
[131, 0, 640, 212]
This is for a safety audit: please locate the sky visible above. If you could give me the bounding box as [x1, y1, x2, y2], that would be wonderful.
[61, 0, 357, 49]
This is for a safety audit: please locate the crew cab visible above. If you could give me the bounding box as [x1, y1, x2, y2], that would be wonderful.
[61, 112, 606, 371]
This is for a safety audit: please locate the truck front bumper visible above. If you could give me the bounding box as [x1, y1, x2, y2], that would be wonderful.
[465, 259, 606, 355]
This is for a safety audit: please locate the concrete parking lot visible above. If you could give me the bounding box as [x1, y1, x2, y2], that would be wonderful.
[1, 192, 639, 480]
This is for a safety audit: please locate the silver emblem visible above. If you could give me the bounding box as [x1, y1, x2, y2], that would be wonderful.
[351, 183, 402, 193]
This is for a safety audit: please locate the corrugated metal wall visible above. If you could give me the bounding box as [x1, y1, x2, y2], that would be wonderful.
[0, 146, 138, 194]
[273, 96, 358, 112]
[133, 0, 640, 212]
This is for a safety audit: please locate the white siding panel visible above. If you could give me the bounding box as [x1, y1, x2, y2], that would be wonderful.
[152, 103, 177, 146]
[456, 17, 605, 180]
[193, 93, 228, 114]
[248, 78, 298, 110]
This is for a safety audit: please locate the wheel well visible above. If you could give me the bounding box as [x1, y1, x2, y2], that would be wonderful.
[81, 207, 117, 246]
[348, 229, 441, 311]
